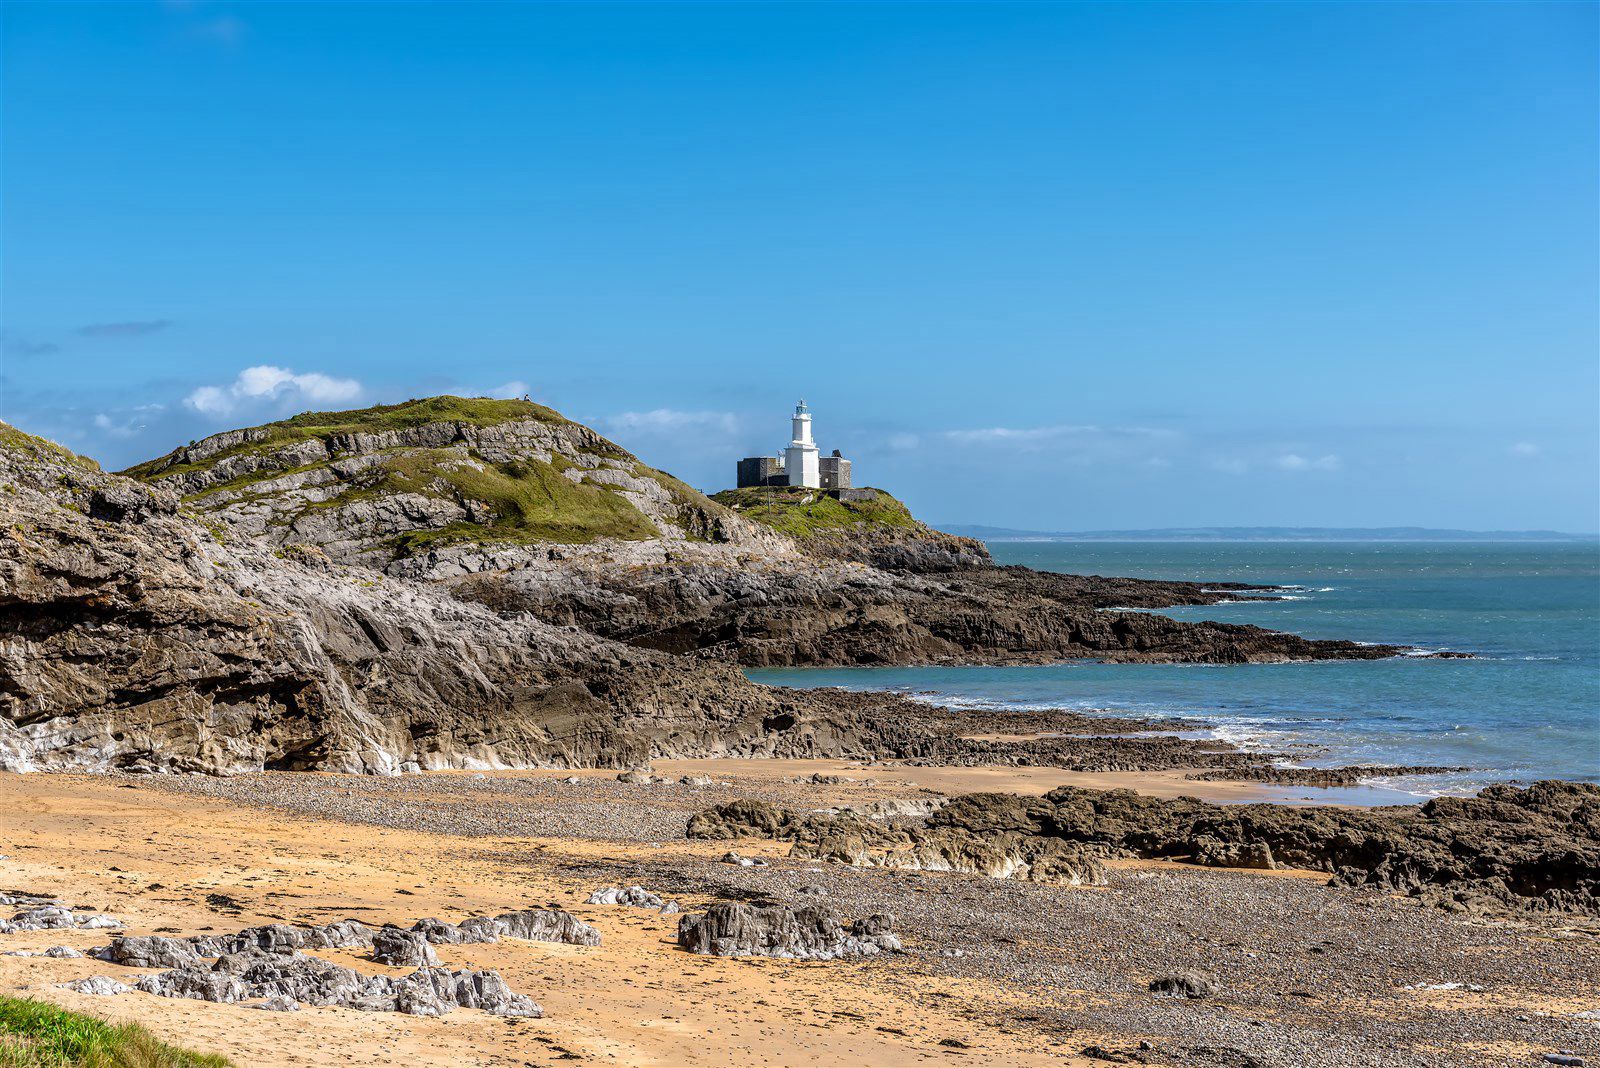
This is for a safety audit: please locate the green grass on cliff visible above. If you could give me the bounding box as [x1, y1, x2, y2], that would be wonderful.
[122, 396, 586, 481]
[119, 396, 738, 552]
[710, 486, 917, 539]
[370, 449, 659, 552]
[0, 996, 230, 1067]
[0, 423, 100, 474]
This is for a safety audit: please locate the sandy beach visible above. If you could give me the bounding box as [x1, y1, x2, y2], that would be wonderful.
[2, 766, 1594, 1068]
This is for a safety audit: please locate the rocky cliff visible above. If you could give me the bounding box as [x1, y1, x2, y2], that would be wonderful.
[0, 422, 912, 774]
[124, 396, 795, 566]
[128, 399, 1407, 667]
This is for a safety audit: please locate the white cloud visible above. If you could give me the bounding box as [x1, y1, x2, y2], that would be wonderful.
[92, 404, 165, 439]
[1210, 457, 1250, 475]
[887, 432, 921, 452]
[184, 365, 361, 418]
[1509, 441, 1541, 458]
[944, 424, 1183, 472]
[1276, 453, 1342, 472]
[605, 409, 739, 435]
[944, 424, 1177, 446]
[484, 381, 529, 400]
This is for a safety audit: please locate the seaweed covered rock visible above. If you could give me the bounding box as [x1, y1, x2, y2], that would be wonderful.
[690, 781, 1600, 914]
[1039, 781, 1600, 913]
[1190, 837, 1276, 870]
[686, 798, 1107, 886]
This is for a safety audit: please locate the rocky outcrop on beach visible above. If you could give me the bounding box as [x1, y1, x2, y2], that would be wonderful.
[131, 950, 543, 1017]
[689, 780, 1600, 914]
[75, 912, 612, 1016]
[677, 902, 902, 959]
[687, 799, 1109, 886]
[0, 904, 121, 934]
[1186, 764, 1469, 788]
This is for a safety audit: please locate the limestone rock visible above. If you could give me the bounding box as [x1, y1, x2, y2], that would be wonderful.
[0, 424, 912, 776]
[63, 976, 131, 996]
[0, 905, 120, 934]
[586, 887, 666, 908]
[99, 935, 204, 970]
[677, 903, 902, 960]
[369, 928, 440, 967]
[132, 949, 537, 1016]
[411, 909, 599, 947]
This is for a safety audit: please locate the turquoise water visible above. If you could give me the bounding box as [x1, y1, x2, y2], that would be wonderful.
[749, 542, 1600, 798]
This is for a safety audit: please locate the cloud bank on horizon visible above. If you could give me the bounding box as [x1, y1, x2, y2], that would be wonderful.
[0, 1, 1593, 530]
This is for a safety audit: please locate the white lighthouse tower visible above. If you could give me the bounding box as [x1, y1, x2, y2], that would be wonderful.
[784, 400, 821, 488]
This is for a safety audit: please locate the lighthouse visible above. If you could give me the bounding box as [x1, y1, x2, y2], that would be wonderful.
[734, 401, 851, 490]
[783, 400, 821, 488]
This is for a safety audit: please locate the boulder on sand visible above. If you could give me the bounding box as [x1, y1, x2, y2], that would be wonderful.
[677, 903, 901, 960]
[1149, 971, 1220, 999]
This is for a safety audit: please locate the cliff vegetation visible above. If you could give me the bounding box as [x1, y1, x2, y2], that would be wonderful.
[710, 486, 918, 539]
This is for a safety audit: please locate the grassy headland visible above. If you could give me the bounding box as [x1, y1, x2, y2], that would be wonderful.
[710, 485, 917, 539]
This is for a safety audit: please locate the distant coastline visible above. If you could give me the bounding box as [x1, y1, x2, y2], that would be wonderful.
[940, 524, 1600, 543]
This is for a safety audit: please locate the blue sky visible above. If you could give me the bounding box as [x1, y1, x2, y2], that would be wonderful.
[2, 1, 1595, 531]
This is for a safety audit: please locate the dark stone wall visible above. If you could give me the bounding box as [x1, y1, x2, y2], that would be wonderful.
[737, 457, 785, 488]
[819, 455, 852, 490]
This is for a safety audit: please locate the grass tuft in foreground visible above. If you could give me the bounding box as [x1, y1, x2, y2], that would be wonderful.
[0, 996, 231, 1068]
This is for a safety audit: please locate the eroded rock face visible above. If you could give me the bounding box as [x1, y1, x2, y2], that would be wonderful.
[410, 909, 600, 947]
[133, 951, 540, 1017]
[451, 554, 1407, 669]
[369, 928, 439, 967]
[677, 903, 902, 959]
[186, 921, 373, 958]
[0, 905, 121, 934]
[98, 936, 204, 970]
[586, 887, 666, 908]
[86, 914, 563, 1017]
[0, 425, 921, 775]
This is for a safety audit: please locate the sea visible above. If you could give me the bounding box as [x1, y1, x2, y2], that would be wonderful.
[747, 541, 1600, 805]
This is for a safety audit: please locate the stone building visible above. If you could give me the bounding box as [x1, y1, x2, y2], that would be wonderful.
[736, 401, 853, 490]
[819, 450, 851, 490]
[735, 456, 786, 488]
